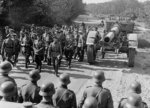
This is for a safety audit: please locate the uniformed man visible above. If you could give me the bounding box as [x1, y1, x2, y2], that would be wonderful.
[35, 82, 56, 108]
[1, 33, 15, 64]
[78, 71, 113, 108]
[82, 97, 98, 108]
[73, 30, 79, 59]
[48, 36, 62, 76]
[12, 33, 21, 65]
[0, 61, 18, 102]
[0, 81, 16, 102]
[18, 69, 42, 104]
[64, 31, 74, 68]
[122, 93, 144, 108]
[21, 31, 33, 68]
[53, 73, 77, 108]
[118, 81, 148, 108]
[20, 26, 25, 41]
[33, 34, 45, 72]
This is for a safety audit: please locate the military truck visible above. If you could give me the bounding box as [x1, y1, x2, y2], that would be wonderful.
[86, 17, 137, 67]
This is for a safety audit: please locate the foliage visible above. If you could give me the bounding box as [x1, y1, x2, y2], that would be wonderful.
[0, 0, 85, 28]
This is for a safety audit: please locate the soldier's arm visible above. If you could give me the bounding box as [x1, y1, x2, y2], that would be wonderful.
[47, 44, 52, 58]
[1, 40, 5, 54]
[59, 43, 62, 55]
[71, 92, 77, 108]
[78, 91, 87, 108]
[106, 90, 114, 108]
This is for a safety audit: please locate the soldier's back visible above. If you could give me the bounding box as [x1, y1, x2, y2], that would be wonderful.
[35, 101, 56, 108]
[0, 75, 16, 86]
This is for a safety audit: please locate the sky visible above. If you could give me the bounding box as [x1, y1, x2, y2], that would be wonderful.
[83, 0, 149, 4]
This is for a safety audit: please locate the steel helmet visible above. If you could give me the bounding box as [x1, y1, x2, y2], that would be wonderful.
[0, 81, 15, 97]
[39, 82, 55, 96]
[82, 97, 98, 108]
[130, 81, 141, 94]
[29, 69, 41, 81]
[0, 61, 13, 75]
[125, 93, 142, 108]
[59, 73, 71, 85]
[93, 71, 105, 83]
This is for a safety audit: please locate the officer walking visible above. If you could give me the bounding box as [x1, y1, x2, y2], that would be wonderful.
[48, 36, 62, 76]
[64, 31, 74, 68]
[18, 69, 42, 104]
[118, 81, 148, 108]
[0, 81, 16, 102]
[21, 31, 33, 68]
[82, 97, 98, 108]
[0, 61, 18, 102]
[33, 34, 45, 72]
[1, 33, 15, 64]
[53, 73, 77, 108]
[35, 82, 56, 108]
[12, 33, 21, 65]
[78, 71, 113, 108]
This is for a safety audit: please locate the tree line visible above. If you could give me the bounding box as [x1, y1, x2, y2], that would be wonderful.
[86, 0, 150, 27]
[0, 0, 85, 28]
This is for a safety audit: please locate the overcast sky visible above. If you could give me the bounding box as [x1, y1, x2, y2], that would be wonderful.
[83, 0, 149, 4]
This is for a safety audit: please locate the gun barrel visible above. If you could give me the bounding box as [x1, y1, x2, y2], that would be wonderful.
[104, 24, 120, 43]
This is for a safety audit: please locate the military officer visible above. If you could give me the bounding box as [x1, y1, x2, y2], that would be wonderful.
[21, 31, 33, 68]
[0, 81, 16, 102]
[64, 31, 74, 68]
[12, 33, 21, 65]
[33, 34, 45, 72]
[18, 69, 42, 104]
[0, 61, 18, 102]
[118, 81, 148, 108]
[1, 34, 15, 64]
[35, 82, 56, 108]
[48, 36, 62, 76]
[82, 97, 98, 108]
[78, 71, 113, 108]
[53, 73, 77, 108]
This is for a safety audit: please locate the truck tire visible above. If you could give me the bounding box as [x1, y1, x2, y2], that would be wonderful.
[87, 45, 95, 64]
[128, 48, 135, 67]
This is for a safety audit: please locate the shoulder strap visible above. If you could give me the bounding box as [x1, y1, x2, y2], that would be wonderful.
[95, 88, 103, 99]
[25, 86, 37, 102]
[56, 90, 68, 106]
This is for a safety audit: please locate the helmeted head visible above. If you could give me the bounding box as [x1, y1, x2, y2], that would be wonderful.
[125, 93, 142, 108]
[0, 61, 13, 75]
[82, 97, 98, 108]
[59, 73, 71, 85]
[39, 82, 55, 97]
[130, 81, 141, 94]
[93, 71, 105, 84]
[29, 69, 41, 82]
[0, 81, 16, 97]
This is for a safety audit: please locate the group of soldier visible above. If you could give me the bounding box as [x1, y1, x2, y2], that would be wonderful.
[1, 22, 91, 76]
[0, 60, 148, 108]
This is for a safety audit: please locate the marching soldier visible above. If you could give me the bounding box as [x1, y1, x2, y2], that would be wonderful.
[0, 61, 18, 102]
[1, 33, 15, 64]
[21, 31, 33, 68]
[64, 31, 74, 68]
[78, 70, 113, 108]
[20, 26, 25, 41]
[48, 36, 62, 76]
[82, 97, 98, 108]
[33, 34, 45, 72]
[18, 69, 42, 104]
[35, 82, 56, 108]
[118, 81, 148, 108]
[53, 73, 77, 108]
[73, 30, 79, 59]
[12, 33, 21, 65]
[0, 81, 16, 102]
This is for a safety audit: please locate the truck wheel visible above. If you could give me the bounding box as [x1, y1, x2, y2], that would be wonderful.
[87, 45, 95, 64]
[128, 48, 135, 67]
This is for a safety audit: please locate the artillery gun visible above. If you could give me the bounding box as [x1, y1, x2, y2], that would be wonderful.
[86, 18, 138, 67]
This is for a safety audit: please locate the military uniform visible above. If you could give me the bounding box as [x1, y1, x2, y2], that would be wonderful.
[53, 85, 77, 108]
[78, 85, 113, 108]
[64, 34, 74, 68]
[48, 39, 62, 75]
[1, 36, 15, 64]
[18, 82, 42, 103]
[33, 38, 45, 72]
[73, 32, 79, 59]
[21, 36, 33, 68]
[35, 101, 56, 108]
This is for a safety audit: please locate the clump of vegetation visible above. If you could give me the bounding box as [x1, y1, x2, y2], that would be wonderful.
[138, 31, 150, 48]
